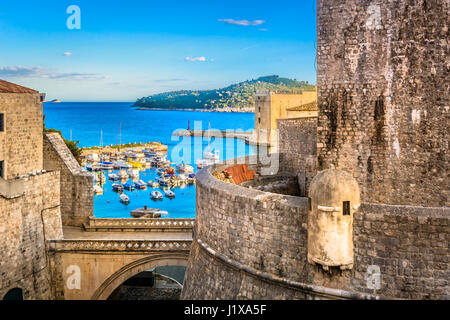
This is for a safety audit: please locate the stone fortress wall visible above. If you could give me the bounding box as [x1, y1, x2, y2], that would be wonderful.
[182, 0, 449, 300]
[181, 157, 449, 300]
[0, 84, 64, 300]
[0, 93, 43, 179]
[0, 171, 62, 300]
[43, 133, 93, 227]
[316, 0, 448, 206]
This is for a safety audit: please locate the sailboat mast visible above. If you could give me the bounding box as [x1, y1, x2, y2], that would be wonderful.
[100, 129, 103, 148]
[117, 122, 122, 152]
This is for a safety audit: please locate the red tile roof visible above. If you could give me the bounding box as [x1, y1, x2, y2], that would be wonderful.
[0, 79, 38, 94]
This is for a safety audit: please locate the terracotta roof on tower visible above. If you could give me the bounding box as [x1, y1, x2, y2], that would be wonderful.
[0, 79, 38, 94]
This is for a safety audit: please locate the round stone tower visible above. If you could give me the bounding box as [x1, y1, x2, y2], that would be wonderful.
[308, 169, 360, 270]
[316, 0, 448, 207]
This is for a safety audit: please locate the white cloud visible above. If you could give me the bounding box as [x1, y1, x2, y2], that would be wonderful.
[0, 66, 110, 80]
[63, 52, 73, 56]
[185, 56, 207, 62]
[218, 19, 266, 26]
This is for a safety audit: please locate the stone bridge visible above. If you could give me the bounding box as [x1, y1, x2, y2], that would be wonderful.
[48, 218, 194, 300]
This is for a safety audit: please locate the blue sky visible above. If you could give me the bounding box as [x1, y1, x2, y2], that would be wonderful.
[0, 0, 317, 101]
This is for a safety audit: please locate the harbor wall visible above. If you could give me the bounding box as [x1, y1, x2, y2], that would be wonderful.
[43, 133, 93, 227]
[181, 163, 449, 300]
[316, 0, 449, 206]
[0, 171, 63, 300]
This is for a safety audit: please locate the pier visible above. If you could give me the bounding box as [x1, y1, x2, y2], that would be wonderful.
[172, 129, 267, 146]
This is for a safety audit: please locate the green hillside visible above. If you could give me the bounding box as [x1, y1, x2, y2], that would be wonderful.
[133, 75, 316, 112]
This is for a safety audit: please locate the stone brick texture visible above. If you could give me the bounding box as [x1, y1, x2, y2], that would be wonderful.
[0, 171, 62, 300]
[278, 117, 317, 194]
[181, 166, 449, 299]
[0, 93, 43, 179]
[43, 133, 93, 226]
[316, 0, 449, 207]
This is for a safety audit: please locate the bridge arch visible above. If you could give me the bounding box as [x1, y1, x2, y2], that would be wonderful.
[91, 252, 189, 300]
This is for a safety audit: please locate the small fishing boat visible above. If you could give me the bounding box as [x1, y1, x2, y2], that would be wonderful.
[120, 194, 130, 204]
[150, 190, 163, 200]
[93, 185, 103, 195]
[98, 161, 114, 171]
[118, 170, 129, 180]
[178, 174, 189, 182]
[108, 173, 120, 181]
[203, 150, 220, 161]
[156, 168, 166, 176]
[164, 189, 175, 199]
[166, 167, 176, 175]
[134, 180, 147, 190]
[156, 176, 171, 187]
[112, 183, 123, 192]
[147, 180, 160, 188]
[177, 163, 194, 173]
[196, 159, 214, 169]
[128, 169, 140, 179]
[122, 183, 135, 191]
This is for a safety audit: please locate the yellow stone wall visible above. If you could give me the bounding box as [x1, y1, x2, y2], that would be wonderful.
[254, 90, 318, 144]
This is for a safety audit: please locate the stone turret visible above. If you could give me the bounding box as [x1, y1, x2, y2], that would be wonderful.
[308, 169, 360, 270]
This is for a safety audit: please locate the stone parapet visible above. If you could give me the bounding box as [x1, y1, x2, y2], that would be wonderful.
[48, 239, 192, 253]
[83, 217, 195, 232]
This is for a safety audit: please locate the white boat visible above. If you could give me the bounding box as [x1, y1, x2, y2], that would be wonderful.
[118, 170, 129, 180]
[120, 194, 130, 204]
[150, 190, 163, 200]
[147, 181, 160, 188]
[156, 176, 171, 186]
[93, 185, 103, 195]
[108, 173, 119, 181]
[177, 163, 194, 173]
[203, 150, 220, 161]
[196, 159, 214, 169]
[113, 161, 132, 169]
[128, 169, 140, 179]
[203, 121, 220, 161]
[164, 189, 175, 198]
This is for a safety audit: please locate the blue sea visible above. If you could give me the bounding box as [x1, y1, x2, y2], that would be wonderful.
[43, 102, 255, 218]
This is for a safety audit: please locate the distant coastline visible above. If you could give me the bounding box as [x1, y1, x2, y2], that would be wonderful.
[135, 107, 255, 113]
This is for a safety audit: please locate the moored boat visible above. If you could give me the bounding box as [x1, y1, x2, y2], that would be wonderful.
[122, 183, 135, 191]
[177, 163, 194, 173]
[134, 180, 147, 190]
[164, 189, 175, 198]
[112, 183, 123, 192]
[108, 173, 120, 181]
[93, 185, 103, 195]
[150, 190, 163, 200]
[196, 159, 214, 169]
[120, 194, 130, 204]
